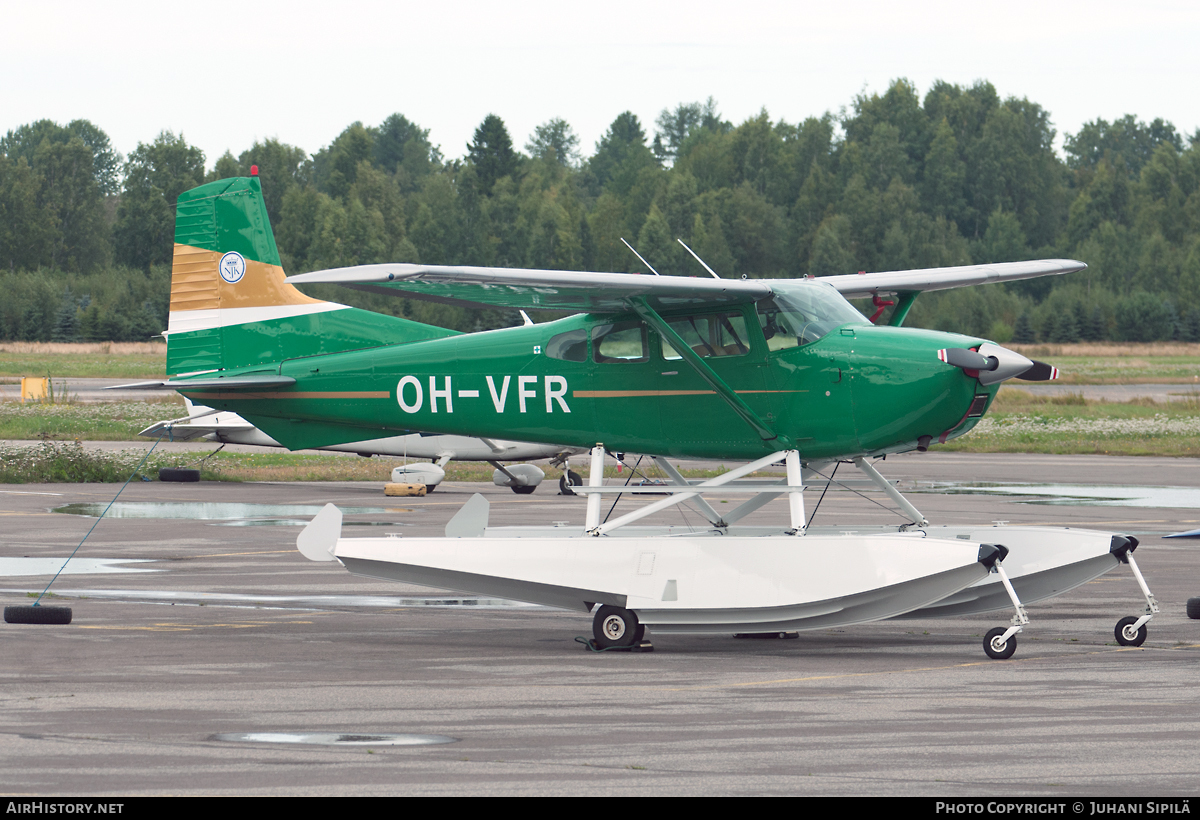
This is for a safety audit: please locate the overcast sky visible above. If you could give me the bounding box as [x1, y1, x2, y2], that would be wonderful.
[3, 0, 1197, 167]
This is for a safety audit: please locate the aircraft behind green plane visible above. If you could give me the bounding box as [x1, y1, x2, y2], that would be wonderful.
[141, 172, 1074, 464]
[125, 172, 1167, 660]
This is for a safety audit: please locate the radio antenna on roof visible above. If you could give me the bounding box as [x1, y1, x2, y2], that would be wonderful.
[620, 237, 661, 276]
[677, 238, 721, 279]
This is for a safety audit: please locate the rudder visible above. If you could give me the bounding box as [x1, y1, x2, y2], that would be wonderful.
[166, 174, 454, 376]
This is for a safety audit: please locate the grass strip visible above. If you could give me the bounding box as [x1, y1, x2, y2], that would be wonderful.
[0, 440, 215, 484]
[0, 342, 166, 379]
[0, 398, 183, 440]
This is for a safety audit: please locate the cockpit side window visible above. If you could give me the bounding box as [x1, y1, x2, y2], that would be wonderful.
[592, 321, 648, 363]
[660, 312, 750, 360]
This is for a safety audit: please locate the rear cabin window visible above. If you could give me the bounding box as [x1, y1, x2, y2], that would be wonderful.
[592, 321, 648, 363]
[660, 312, 750, 360]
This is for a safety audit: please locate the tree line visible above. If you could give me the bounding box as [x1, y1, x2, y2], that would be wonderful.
[2, 79, 1199, 343]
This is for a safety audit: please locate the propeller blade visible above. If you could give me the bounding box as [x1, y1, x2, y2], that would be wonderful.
[1015, 360, 1060, 381]
[937, 348, 992, 371]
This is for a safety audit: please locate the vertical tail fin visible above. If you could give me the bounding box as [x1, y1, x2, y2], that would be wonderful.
[166, 174, 454, 376]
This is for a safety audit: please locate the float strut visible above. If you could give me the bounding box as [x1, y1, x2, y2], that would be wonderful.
[853, 457, 929, 527]
[652, 456, 726, 528]
[584, 444, 605, 532]
[588, 450, 791, 536]
[786, 451, 806, 535]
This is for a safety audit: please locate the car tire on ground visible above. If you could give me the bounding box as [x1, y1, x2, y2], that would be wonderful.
[5, 605, 72, 625]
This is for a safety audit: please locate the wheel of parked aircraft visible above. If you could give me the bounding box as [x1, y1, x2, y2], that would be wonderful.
[511, 485, 536, 494]
[593, 605, 641, 649]
[1114, 616, 1147, 647]
[983, 627, 1016, 660]
[559, 470, 583, 496]
[1187, 598, 1200, 619]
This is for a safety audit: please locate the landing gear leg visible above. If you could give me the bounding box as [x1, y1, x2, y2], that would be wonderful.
[983, 557, 1028, 660]
[1115, 546, 1158, 647]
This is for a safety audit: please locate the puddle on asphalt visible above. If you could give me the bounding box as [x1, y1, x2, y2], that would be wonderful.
[0, 588, 541, 609]
[0, 557, 157, 576]
[918, 482, 1200, 508]
[53, 502, 405, 527]
[217, 519, 406, 528]
[212, 732, 457, 746]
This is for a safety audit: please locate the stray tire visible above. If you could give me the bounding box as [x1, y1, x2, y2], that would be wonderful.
[1186, 598, 1200, 619]
[1115, 615, 1147, 647]
[159, 467, 200, 483]
[559, 470, 583, 496]
[5, 605, 72, 625]
[593, 605, 641, 649]
[511, 485, 536, 494]
[983, 627, 1016, 660]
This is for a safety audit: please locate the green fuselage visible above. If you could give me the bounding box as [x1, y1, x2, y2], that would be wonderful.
[179, 304, 995, 462]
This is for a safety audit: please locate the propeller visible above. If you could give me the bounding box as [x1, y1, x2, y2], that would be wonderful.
[1014, 361, 1060, 381]
[937, 343, 1059, 385]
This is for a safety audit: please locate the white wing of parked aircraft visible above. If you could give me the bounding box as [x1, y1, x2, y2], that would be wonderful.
[139, 400, 585, 493]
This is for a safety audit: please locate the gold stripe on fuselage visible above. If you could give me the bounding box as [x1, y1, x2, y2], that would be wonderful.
[572, 390, 808, 398]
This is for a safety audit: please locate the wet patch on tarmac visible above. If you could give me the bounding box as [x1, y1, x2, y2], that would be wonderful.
[53, 502, 396, 518]
[918, 482, 1200, 508]
[0, 587, 541, 609]
[53, 501, 406, 527]
[0, 557, 157, 576]
[211, 732, 458, 746]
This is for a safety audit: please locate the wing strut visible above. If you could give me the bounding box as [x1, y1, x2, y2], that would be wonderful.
[627, 297, 786, 446]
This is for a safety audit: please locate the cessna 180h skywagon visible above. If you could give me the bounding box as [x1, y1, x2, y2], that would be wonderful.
[128, 172, 1158, 658]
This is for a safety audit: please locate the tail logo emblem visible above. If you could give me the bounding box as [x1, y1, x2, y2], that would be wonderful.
[219, 252, 247, 284]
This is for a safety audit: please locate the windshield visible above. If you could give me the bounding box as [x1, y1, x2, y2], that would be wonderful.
[757, 281, 869, 350]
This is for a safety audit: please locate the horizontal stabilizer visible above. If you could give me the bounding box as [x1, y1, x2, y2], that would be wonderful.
[111, 375, 297, 391]
[107, 380, 173, 390]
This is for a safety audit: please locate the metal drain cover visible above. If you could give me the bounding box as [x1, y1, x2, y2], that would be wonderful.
[212, 732, 457, 746]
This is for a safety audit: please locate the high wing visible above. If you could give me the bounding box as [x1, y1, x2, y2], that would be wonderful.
[822, 259, 1086, 299]
[286, 264, 770, 313]
[285, 259, 1085, 313]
